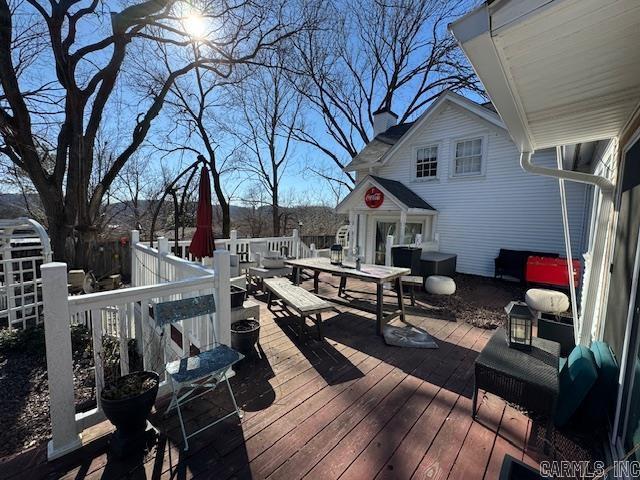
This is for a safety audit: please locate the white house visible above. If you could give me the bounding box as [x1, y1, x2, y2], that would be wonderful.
[337, 91, 591, 277]
[450, 0, 640, 462]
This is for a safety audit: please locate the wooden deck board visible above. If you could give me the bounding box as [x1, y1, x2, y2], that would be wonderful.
[2, 274, 554, 480]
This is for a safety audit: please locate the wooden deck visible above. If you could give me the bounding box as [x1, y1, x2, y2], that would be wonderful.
[0, 274, 551, 480]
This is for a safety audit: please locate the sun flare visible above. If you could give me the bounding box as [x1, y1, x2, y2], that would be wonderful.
[183, 13, 207, 40]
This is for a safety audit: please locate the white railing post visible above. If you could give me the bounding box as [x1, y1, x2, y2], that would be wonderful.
[130, 230, 143, 356]
[311, 243, 317, 258]
[130, 230, 140, 287]
[158, 237, 169, 283]
[229, 229, 238, 257]
[292, 229, 300, 259]
[213, 249, 231, 348]
[41, 262, 82, 460]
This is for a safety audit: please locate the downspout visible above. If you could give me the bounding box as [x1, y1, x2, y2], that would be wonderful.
[556, 146, 579, 342]
[520, 150, 615, 346]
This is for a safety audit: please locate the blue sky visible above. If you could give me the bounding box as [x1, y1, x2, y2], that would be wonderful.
[2, 0, 483, 208]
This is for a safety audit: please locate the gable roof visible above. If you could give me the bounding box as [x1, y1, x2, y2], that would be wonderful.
[344, 91, 505, 171]
[370, 176, 435, 210]
[335, 175, 437, 214]
[346, 123, 414, 167]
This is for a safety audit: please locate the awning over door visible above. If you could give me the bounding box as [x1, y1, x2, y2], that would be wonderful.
[336, 176, 437, 214]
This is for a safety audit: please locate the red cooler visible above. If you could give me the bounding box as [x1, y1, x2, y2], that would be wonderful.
[525, 256, 581, 288]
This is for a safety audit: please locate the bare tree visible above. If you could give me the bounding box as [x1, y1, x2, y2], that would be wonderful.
[110, 155, 167, 237]
[290, 0, 482, 186]
[157, 49, 243, 237]
[0, 0, 313, 267]
[229, 60, 302, 236]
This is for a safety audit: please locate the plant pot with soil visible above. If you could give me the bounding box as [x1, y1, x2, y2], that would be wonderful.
[101, 370, 159, 457]
[231, 319, 260, 356]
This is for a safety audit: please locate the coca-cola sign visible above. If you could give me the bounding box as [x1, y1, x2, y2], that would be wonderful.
[365, 186, 384, 208]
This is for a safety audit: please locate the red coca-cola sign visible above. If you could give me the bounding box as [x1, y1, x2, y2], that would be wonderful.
[365, 187, 384, 208]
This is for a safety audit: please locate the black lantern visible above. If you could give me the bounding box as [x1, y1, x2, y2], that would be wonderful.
[330, 244, 343, 265]
[504, 301, 533, 350]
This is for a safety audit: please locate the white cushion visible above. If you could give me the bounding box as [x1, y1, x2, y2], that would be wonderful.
[525, 288, 569, 314]
[425, 275, 456, 295]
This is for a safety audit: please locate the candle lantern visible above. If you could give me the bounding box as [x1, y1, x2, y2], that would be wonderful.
[330, 244, 343, 265]
[504, 301, 533, 350]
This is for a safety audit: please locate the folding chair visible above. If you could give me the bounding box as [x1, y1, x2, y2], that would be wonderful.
[153, 294, 244, 451]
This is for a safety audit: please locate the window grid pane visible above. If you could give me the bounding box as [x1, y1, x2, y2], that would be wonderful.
[416, 145, 438, 178]
[454, 138, 482, 176]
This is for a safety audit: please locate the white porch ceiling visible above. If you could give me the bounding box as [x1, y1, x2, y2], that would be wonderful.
[451, 0, 640, 152]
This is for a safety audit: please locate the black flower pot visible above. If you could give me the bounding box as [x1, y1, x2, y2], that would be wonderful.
[231, 319, 260, 356]
[101, 370, 159, 457]
[230, 285, 247, 309]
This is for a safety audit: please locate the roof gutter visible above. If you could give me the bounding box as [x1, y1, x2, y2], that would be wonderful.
[520, 150, 615, 346]
[520, 151, 614, 194]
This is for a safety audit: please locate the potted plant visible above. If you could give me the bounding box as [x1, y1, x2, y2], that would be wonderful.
[99, 336, 158, 457]
[231, 319, 260, 356]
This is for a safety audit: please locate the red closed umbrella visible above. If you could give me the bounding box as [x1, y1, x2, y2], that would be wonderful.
[189, 166, 216, 259]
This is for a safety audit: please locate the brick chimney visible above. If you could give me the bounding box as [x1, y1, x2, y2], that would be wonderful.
[372, 107, 398, 136]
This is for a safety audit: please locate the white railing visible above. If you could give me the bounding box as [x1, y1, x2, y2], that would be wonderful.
[146, 228, 313, 262]
[41, 230, 231, 461]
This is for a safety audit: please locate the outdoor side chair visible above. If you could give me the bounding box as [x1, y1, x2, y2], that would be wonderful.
[153, 294, 244, 451]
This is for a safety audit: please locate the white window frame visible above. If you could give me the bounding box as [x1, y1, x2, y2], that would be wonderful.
[451, 135, 488, 178]
[414, 143, 440, 181]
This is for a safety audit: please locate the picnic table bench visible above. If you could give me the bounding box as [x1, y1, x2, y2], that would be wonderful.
[263, 278, 334, 340]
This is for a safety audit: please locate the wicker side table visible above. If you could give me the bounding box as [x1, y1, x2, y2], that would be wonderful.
[474, 328, 560, 451]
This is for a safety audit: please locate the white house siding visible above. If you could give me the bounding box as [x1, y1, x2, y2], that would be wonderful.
[371, 103, 589, 277]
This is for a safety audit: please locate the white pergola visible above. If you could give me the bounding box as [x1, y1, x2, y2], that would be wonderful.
[0, 218, 52, 329]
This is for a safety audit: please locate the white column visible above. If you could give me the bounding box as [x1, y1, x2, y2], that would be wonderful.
[348, 210, 356, 257]
[292, 228, 300, 259]
[399, 211, 407, 245]
[385, 234, 394, 267]
[41, 262, 82, 460]
[213, 249, 231, 347]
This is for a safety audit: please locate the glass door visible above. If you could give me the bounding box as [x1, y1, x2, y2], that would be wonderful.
[375, 221, 396, 265]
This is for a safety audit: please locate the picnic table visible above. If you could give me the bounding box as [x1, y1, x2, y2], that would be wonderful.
[285, 257, 410, 336]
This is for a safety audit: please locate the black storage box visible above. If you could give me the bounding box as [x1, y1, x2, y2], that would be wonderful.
[391, 246, 422, 275]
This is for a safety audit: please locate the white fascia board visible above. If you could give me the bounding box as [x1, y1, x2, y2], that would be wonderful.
[490, 0, 556, 33]
[407, 208, 438, 216]
[378, 91, 505, 167]
[449, 3, 535, 153]
[335, 175, 408, 214]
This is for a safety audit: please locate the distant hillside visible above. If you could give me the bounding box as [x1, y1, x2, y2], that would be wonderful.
[0, 194, 344, 238]
[0, 193, 41, 219]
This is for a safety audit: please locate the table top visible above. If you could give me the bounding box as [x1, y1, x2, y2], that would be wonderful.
[285, 257, 410, 283]
[476, 328, 560, 394]
[248, 265, 293, 277]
